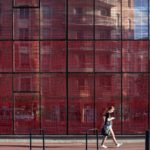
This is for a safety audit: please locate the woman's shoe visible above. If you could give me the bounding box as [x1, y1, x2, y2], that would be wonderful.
[101, 144, 108, 148]
[116, 143, 123, 147]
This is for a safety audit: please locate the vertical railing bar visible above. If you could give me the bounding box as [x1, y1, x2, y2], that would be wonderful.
[86, 131, 88, 150]
[96, 129, 99, 150]
[29, 129, 45, 150]
[30, 130, 32, 150]
[85, 128, 99, 150]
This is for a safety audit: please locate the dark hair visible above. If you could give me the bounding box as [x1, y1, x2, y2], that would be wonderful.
[103, 106, 115, 115]
[108, 106, 115, 111]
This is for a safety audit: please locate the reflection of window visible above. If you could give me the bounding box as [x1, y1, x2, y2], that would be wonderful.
[19, 46, 30, 67]
[74, 8, 83, 15]
[99, 76, 111, 90]
[42, 45, 52, 68]
[117, 14, 120, 27]
[48, 106, 60, 121]
[19, 28, 29, 39]
[77, 78, 86, 90]
[100, 8, 109, 16]
[77, 31, 84, 39]
[20, 78, 31, 91]
[99, 53, 111, 66]
[78, 55, 85, 68]
[42, 45, 52, 54]
[42, 28, 51, 38]
[20, 8, 29, 19]
[42, 6, 52, 19]
[128, 19, 131, 30]
[128, 0, 131, 7]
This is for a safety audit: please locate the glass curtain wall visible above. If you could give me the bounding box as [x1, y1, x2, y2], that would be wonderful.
[0, 0, 149, 134]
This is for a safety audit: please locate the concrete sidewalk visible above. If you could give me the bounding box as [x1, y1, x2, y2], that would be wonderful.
[0, 141, 145, 150]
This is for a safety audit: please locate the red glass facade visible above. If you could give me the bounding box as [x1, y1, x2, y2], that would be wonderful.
[0, 0, 149, 135]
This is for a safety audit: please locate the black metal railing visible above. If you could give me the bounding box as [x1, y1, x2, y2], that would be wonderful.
[85, 128, 99, 150]
[29, 128, 45, 150]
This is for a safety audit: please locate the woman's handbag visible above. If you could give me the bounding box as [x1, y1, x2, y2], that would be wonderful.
[101, 125, 110, 136]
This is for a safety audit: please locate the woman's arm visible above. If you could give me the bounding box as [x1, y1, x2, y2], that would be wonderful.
[107, 117, 115, 121]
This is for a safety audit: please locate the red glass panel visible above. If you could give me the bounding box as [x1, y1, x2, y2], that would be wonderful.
[95, 74, 121, 134]
[68, 74, 94, 134]
[14, 74, 39, 92]
[14, 93, 40, 134]
[41, 74, 66, 134]
[0, 74, 13, 134]
[14, 41, 39, 72]
[123, 74, 148, 134]
[0, 42, 12, 72]
[123, 41, 148, 72]
[41, 41, 66, 72]
[13, 9, 39, 40]
[0, 0, 12, 39]
[95, 41, 121, 72]
[40, 0, 66, 39]
[68, 0, 93, 39]
[68, 41, 93, 72]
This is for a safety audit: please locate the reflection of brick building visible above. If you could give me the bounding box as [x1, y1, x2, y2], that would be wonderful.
[122, 0, 135, 39]
[0, 0, 148, 135]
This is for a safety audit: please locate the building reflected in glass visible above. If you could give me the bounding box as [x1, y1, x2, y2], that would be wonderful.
[0, 0, 149, 135]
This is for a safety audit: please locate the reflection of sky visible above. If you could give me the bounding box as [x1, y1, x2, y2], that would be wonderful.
[134, 0, 148, 39]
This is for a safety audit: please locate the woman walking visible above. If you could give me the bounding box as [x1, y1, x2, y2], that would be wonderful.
[101, 106, 122, 149]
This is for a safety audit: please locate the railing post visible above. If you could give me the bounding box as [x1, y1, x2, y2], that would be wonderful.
[29, 129, 45, 150]
[86, 132, 88, 150]
[30, 131, 32, 150]
[85, 128, 99, 150]
[42, 130, 45, 150]
[96, 130, 99, 150]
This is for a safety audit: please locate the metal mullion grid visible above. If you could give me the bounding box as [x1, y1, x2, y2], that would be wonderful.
[12, 0, 15, 135]
[93, 0, 96, 130]
[38, 0, 42, 135]
[120, 0, 123, 135]
[66, 0, 69, 135]
[0, 39, 149, 42]
[148, 0, 150, 130]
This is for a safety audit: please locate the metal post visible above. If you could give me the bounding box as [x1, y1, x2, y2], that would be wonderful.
[85, 129, 99, 150]
[86, 132, 88, 150]
[146, 130, 150, 150]
[42, 130, 45, 150]
[30, 131, 32, 150]
[96, 130, 99, 150]
[29, 129, 45, 150]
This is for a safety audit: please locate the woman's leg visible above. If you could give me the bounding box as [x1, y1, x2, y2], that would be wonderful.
[101, 135, 108, 145]
[109, 127, 118, 145]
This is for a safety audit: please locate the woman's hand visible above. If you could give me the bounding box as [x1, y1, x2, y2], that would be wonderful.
[108, 117, 115, 121]
[111, 117, 115, 120]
